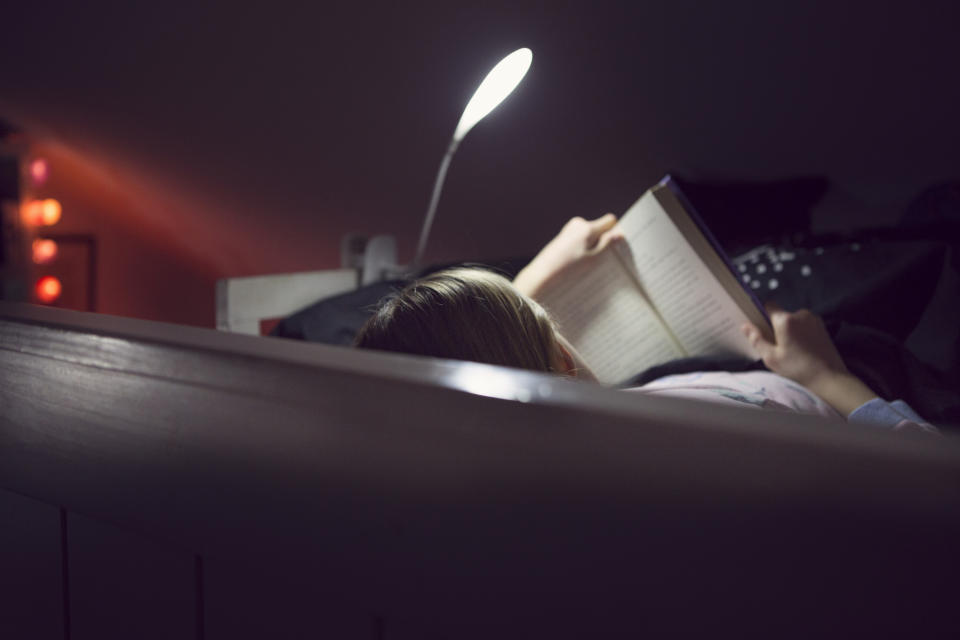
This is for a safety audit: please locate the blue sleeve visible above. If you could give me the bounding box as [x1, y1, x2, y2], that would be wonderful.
[847, 398, 938, 434]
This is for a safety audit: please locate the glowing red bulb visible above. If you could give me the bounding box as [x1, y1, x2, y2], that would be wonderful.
[32, 238, 59, 264]
[35, 276, 62, 304]
[29, 158, 49, 185]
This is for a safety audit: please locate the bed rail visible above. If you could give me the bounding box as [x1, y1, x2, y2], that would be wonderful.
[2, 301, 958, 638]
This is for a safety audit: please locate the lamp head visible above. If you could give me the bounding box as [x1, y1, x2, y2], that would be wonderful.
[453, 48, 532, 143]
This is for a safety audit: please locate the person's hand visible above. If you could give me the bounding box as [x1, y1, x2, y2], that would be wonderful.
[742, 305, 877, 415]
[742, 305, 847, 389]
[513, 214, 624, 297]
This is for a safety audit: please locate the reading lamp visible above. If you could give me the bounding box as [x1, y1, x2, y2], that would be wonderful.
[359, 47, 533, 284]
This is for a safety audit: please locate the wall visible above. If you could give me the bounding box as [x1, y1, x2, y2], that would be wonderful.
[0, 0, 957, 326]
[21, 140, 219, 326]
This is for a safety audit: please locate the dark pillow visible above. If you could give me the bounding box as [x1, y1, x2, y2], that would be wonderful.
[270, 280, 403, 345]
[270, 257, 531, 345]
[670, 175, 828, 254]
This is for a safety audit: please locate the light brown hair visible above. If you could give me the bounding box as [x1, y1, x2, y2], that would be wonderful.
[355, 267, 565, 373]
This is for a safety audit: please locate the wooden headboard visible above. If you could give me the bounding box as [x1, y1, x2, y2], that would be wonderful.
[2, 300, 959, 638]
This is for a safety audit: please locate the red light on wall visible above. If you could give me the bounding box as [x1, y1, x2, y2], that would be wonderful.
[35, 276, 62, 304]
[32, 238, 59, 264]
[21, 198, 62, 226]
[29, 158, 50, 186]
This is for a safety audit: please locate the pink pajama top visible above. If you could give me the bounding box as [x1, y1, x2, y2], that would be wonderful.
[631, 370, 937, 434]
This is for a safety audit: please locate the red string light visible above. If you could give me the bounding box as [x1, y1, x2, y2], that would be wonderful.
[32, 238, 59, 264]
[22, 198, 62, 226]
[29, 158, 49, 186]
[35, 276, 62, 304]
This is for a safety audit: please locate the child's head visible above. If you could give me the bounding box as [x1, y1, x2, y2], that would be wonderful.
[355, 267, 568, 373]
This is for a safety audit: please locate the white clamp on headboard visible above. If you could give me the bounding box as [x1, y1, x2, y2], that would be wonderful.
[215, 268, 358, 335]
[215, 233, 399, 335]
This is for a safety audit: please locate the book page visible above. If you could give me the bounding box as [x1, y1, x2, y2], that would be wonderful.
[653, 185, 774, 344]
[535, 249, 683, 385]
[616, 191, 758, 359]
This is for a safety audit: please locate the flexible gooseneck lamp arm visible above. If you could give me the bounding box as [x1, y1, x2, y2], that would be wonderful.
[412, 137, 460, 273]
[409, 47, 533, 273]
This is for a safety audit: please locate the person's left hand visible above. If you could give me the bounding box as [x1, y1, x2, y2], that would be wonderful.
[742, 304, 878, 415]
[513, 214, 624, 297]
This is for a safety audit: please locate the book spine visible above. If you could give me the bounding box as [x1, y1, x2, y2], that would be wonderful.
[658, 175, 770, 324]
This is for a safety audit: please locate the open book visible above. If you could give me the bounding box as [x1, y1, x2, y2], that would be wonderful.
[535, 176, 773, 385]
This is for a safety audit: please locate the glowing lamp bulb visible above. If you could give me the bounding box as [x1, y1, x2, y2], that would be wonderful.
[409, 47, 533, 271]
[29, 158, 50, 185]
[32, 238, 59, 264]
[453, 47, 533, 142]
[36, 276, 62, 304]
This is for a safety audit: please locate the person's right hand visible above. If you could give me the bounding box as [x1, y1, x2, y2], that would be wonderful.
[513, 214, 623, 298]
[742, 305, 877, 415]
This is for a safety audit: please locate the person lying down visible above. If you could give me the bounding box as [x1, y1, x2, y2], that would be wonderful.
[355, 215, 936, 434]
